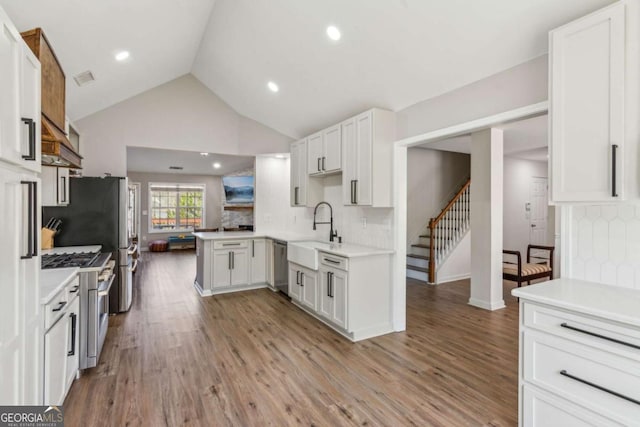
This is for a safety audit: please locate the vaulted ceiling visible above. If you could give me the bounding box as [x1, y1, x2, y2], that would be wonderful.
[0, 0, 614, 139]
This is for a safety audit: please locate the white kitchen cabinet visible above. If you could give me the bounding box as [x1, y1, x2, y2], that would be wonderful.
[307, 125, 341, 176]
[513, 280, 640, 426]
[64, 296, 79, 396]
[342, 109, 396, 207]
[265, 239, 274, 287]
[288, 263, 317, 307]
[290, 139, 321, 207]
[0, 8, 41, 173]
[43, 312, 68, 405]
[549, 1, 638, 202]
[319, 265, 347, 329]
[0, 163, 41, 405]
[42, 166, 69, 206]
[250, 239, 266, 285]
[212, 248, 248, 288]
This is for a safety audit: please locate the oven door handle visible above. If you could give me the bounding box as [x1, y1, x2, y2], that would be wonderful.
[127, 244, 138, 255]
[128, 259, 138, 273]
[98, 274, 116, 296]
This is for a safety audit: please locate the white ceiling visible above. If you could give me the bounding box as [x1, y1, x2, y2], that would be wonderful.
[0, 0, 614, 138]
[417, 114, 548, 161]
[126, 147, 255, 176]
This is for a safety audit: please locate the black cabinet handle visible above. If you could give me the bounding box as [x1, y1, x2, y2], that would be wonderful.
[560, 370, 640, 405]
[228, 252, 232, 270]
[296, 271, 300, 285]
[354, 180, 358, 204]
[68, 313, 77, 356]
[69, 286, 79, 294]
[322, 157, 326, 171]
[350, 180, 356, 204]
[52, 301, 67, 312]
[21, 118, 36, 161]
[612, 144, 618, 197]
[323, 258, 340, 265]
[560, 323, 640, 350]
[294, 186, 299, 205]
[252, 240, 255, 257]
[20, 181, 37, 259]
[231, 251, 235, 269]
[327, 272, 331, 297]
[300, 272, 304, 287]
[317, 157, 321, 172]
[329, 272, 334, 298]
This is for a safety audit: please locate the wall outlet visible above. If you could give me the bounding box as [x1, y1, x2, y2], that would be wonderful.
[362, 217, 367, 228]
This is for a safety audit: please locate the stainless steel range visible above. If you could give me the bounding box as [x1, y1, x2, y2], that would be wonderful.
[42, 250, 114, 369]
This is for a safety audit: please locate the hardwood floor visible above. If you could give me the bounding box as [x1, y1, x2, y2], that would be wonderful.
[64, 251, 520, 426]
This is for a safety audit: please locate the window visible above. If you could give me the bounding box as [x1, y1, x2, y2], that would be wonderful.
[149, 183, 205, 233]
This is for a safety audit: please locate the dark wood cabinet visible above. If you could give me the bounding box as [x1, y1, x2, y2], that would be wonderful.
[21, 28, 66, 134]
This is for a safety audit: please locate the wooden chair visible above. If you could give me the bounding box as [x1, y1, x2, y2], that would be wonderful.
[503, 244, 554, 287]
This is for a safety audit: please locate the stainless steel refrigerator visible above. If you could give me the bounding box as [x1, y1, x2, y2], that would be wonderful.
[43, 176, 136, 313]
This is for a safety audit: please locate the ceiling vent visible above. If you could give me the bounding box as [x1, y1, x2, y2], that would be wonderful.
[73, 70, 95, 87]
[169, 166, 183, 170]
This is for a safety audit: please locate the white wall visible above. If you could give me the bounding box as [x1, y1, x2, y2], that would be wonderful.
[77, 74, 293, 177]
[397, 55, 548, 140]
[407, 148, 470, 247]
[126, 171, 223, 245]
[503, 157, 554, 258]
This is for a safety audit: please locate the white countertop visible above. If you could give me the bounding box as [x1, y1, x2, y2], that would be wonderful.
[512, 278, 640, 327]
[41, 267, 79, 304]
[193, 231, 394, 258]
[42, 245, 102, 255]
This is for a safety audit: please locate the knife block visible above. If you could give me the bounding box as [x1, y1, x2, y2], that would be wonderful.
[41, 228, 55, 250]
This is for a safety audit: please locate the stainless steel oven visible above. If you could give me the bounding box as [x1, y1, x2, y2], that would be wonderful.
[79, 253, 113, 369]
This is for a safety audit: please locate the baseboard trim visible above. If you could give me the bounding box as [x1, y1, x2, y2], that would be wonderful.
[436, 273, 471, 285]
[468, 298, 506, 311]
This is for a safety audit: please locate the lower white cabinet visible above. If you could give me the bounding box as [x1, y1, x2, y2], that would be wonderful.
[43, 279, 79, 406]
[265, 239, 274, 287]
[250, 239, 266, 285]
[514, 281, 640, 426]
[42, 166, 69, 206]
[288, 251, 392, 341]
[319, 265, 347, 329]
[212, 247, 248, 288]
[288, 263, 317, 310]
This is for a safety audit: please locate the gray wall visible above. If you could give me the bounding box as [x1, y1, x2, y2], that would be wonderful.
[127, 171, 223, 246]
[406, 148, 471, 247]
[77, 74, 293, 177]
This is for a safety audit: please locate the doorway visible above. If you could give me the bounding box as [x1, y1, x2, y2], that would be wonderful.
[529, 177, 548, 246]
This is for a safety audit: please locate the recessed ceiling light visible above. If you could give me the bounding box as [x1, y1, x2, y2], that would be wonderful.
[326, 25, 341, 41]
[213, 162, 221, 169]
[115, 51, 130, 61]
[267, 81, 279, 93]
[200, 152, 209, 156]
[275, 154, 286, 159]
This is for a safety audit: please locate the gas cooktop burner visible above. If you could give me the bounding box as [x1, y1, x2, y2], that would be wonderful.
[41, 252, 100, 269]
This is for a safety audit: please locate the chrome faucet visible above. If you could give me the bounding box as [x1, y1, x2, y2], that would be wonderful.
[313, 201, 338, 242]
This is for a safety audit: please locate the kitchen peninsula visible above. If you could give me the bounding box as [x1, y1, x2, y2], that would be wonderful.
[193, 231, 395, 341]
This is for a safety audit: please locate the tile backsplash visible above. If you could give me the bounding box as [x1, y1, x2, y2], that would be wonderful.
[570, 204, 640, 289]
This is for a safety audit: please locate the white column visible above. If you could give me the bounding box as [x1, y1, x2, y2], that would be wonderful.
[469, 128, 505, 310]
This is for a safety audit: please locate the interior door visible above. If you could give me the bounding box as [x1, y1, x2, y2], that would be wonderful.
[530, 177, 548, 247]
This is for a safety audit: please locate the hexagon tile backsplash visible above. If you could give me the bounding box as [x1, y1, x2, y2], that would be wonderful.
[571, 204, 640, 289]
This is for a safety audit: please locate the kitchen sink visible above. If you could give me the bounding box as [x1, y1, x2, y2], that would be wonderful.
[287, 241, 338, 270]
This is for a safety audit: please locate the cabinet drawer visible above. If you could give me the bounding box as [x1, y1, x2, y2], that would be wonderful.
[523, 330, 640, 424]
[523, 302, 640, 355]
[214, 240, 248, 249]
[65, 276, 80, 301]
[522, 384, 626, 427]
[319, 253, 348, 271]
[44, 288, 68, 331]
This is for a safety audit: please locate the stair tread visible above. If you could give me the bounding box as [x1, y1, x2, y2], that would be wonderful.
[406, 264, 428, 273]
[407, 254, 429, 260]
[411, 243, 430, 248]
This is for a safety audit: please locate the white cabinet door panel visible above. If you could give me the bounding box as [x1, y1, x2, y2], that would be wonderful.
[355, 111, 373, 205]
[212, 251, 231, 288]
[44, 317, 68, 405]
[323, 125, 341, 172]
[0, 11, 22, 167]
[300, 268, 318, 311]
[550, 2, 626, 202]
[230, 249, 249, 286]
[307, 132, 323, 175]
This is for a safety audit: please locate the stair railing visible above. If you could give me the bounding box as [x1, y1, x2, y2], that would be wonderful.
[427, 178, 471, 283]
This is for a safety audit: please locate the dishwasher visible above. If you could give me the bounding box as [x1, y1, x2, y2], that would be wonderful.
[274, 240, 289, 295]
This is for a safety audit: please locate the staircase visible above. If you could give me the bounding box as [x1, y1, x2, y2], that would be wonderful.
[406, 178, 471, 283]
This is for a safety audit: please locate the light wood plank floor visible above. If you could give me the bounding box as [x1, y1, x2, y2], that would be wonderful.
[64, 251, 520, 426]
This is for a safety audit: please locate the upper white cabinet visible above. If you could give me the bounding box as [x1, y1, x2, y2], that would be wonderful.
[342, 109, 396, 207]
[290, 139, 321, 207]
[308, 125, 342, 176]
[550, 1, 638, 202]
[42, 166, 69, 207]
[0, 7, 41, 173]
